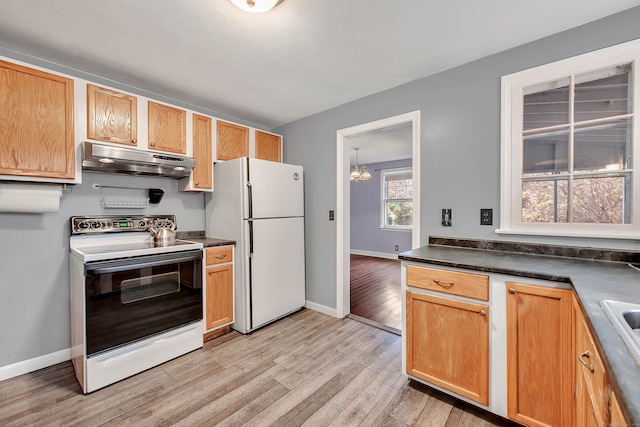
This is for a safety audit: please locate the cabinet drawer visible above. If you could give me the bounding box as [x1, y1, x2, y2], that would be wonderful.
[406, 265, 489, 301]
[206, 246, 233, 265]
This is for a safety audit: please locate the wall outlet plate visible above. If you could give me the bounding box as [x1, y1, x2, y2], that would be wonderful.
[481, 208, 493, 225]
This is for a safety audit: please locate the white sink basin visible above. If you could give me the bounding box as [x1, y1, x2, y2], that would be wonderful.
[600, 299, 640, 366]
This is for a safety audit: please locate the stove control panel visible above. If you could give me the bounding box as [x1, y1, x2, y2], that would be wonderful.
[71, 215, 176, 234]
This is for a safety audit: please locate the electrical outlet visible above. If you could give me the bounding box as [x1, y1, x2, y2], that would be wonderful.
[442, 209, 452, 226]
[329, 210, 334, 221]
[481, 208, 493, 225]
[395, 245, 399, 251]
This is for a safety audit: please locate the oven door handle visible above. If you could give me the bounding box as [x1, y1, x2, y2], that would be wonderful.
[85, 251, 202, 275]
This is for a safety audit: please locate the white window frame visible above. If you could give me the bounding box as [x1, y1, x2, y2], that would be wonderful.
[499, 39, 640, 239]
[380, 166, 413, 231]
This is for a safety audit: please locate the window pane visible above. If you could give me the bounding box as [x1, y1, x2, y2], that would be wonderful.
[574, 65, 630, 123]
[385, 201, 412, 226]
[522, 180, 568, 223]
[385, 179, 412, 199]
[573, 176, 627, 224]
[523, 131, 569, 175]
[523, 79, 570, 131]
[574, 121, 629, 173]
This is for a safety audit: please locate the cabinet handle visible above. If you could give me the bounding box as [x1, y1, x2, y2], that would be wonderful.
[479, 310, 487, 316]
[214, 254, 227, 259]
[508, 288, 516, 294]
[578, 351, 595, 373]
[433, 279, 454, 287]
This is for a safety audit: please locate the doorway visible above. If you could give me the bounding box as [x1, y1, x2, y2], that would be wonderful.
[335, 111, 421, 321]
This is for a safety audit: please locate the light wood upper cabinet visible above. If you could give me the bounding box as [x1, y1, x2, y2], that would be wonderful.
[0, 60, 75, 179]
[192, 114, 212, 189]
[255, 130, 282, 162]
[148, 101, 186, 154]
[216, 120, 249, 161]
[406, 290, 489, 405]
[506, 282, 573, 427]
[87, 84, 137, 146]
[205, 246, 234, 331]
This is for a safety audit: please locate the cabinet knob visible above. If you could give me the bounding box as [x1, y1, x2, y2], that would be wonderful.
[131, 138, 137, 144]
[150, 141, 155, 147]
[508, 288, 516, 294]
[195, 181, 199, 185]
[479, 310, 487, 316]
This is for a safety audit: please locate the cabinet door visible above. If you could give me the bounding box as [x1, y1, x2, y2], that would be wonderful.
[406, 291, 489, 405]
[148, 101, 186, 154]
[610, 391, 628, 427]
[0, 60, 75, 179]
[87, 84, 137, 146]
[575, 298, 608, 427]
[192, 114, 212, 189]
[255, 130, 282, 162]
[216, 120, 248, 161]
[506, 282, 573, 427]
[205, 263, 233, 330]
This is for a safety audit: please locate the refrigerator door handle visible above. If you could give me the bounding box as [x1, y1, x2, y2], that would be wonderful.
[246, 181, 253, 219]
[248, 220, 254, 256]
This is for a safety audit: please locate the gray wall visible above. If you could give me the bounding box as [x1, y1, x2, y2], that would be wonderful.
[0, 173, 204, 368]
[274, 7, 640, 310]
[350, 159, 412, 255]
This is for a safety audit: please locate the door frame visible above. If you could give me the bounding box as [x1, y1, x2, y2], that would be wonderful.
[335, 111, 421, 318]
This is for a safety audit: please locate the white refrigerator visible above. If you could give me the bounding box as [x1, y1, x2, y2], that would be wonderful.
[205, 157, 305, 333]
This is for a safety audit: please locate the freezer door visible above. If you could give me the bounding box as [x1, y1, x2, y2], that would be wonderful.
[247, 158, 304, 219]
[249, 217, 305, 330]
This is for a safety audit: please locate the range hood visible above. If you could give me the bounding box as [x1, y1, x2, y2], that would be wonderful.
[82, 141, 196, 178]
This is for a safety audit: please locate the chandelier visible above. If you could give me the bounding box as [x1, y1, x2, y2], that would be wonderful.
[350, 148, 371, 182]
[229, 0, 281, 13]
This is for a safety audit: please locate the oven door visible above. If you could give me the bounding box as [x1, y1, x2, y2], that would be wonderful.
[84, 249, 202, 357]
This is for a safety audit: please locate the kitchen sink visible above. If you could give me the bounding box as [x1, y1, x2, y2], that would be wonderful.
[600, 300, 640, 366]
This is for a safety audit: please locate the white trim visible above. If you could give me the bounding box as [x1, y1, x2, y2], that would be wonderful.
[350, 249, 399, 260]
[304, 300, 338, 318]
[500, 38, 640, 238]
[0, 348, 70, 381]
[336, 110, 421, 318]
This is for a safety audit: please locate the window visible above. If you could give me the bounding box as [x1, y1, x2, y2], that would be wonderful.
[381, 167, 412, 229]
[500, 40, 640, 238]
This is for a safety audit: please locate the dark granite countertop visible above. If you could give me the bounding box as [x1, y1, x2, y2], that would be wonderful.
[399, 242, 640, 425]
[175, 231, 235, 248]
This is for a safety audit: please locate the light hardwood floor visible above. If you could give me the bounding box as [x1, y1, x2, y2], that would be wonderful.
[0, 310, 518, 426]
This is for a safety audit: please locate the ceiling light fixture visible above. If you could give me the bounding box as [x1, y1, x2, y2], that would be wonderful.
[230, 0, 281, 13]
[350, 148, 371, 182]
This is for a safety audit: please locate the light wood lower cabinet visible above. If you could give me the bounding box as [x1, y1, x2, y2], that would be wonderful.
[406, 290, 489, 405]
[575, 297, 609, 427]
[204, 246, 234, 333]
[506, 282, 573, 427]
[610, 391, 628, 427]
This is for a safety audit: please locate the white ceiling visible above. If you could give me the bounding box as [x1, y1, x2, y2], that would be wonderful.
[1, 0, 639, 133]
[346, 122, 413, 166]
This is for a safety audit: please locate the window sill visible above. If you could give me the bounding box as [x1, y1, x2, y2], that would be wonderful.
[495, 228, 640, 241]
[379, 227, 412, 233]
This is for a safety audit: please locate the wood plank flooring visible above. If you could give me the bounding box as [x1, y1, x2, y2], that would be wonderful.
[350, 254, 402, 331]
[0, 310, 519, 426]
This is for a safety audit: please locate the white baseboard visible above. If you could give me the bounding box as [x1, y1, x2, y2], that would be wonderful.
[305, 300, 339, 318]
[350, 249, 398, 260]
[0, 348, 70, 382]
